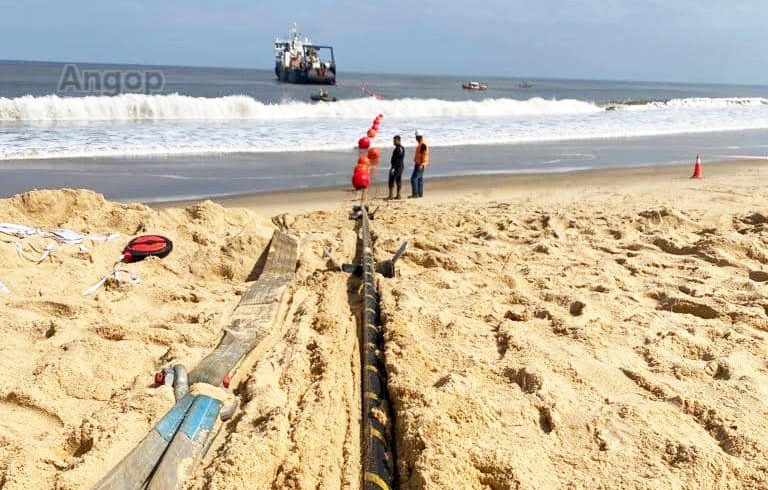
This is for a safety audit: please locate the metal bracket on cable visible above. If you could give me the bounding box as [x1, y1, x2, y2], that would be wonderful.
[340, 240, 408, 278]
[341, 200, 407, 278]
[350, 205, 378, 221]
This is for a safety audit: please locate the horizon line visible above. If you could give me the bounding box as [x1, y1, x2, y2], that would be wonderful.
[2, 58, 766, 89]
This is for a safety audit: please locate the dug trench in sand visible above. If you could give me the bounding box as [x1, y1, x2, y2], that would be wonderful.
[342, 204, 403, 490]
[3, 159, 768, 489]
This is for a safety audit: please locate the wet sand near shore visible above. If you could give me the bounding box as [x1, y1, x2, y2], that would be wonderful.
[158, 159, 762, 215]
[2, 159, 768, 489]
[3, 127, 768, 203]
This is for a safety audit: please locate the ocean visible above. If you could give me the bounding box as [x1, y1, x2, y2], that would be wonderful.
[1, 60, 767, 201]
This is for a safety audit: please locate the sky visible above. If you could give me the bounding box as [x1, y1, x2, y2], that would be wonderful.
[0, 0, 766, 84]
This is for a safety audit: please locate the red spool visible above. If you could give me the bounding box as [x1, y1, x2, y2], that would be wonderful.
[358, 136, 371, 149]
[122, 235, 173, 263]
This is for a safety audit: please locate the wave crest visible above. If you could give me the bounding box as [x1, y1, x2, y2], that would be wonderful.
[621, 97, 768, 111]
[0, 94, 602, 122]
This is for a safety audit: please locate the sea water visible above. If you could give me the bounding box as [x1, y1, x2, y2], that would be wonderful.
[1, 60, 767, 200]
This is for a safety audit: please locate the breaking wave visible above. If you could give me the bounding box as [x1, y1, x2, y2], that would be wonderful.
[0, 94, 602, 123]
[1, 94, 768, 161]
[615, 97, 768, 111]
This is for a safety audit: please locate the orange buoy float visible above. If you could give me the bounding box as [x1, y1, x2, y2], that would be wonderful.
[367, 128, 377, 139]
[358, 136, 371, 149]
[367, 147, 381, 161]
[357, 155, 371, 168]
[352, 164, 370, 190]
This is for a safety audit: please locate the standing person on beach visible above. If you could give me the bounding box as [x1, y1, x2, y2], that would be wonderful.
[388, 135, 405, 199]
[410, 130, 429, 198]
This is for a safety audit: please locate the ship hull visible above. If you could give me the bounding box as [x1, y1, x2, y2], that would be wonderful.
[275, 64, 336, 85]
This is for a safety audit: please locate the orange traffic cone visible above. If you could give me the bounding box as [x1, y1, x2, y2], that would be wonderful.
[690, 154, 702, 179]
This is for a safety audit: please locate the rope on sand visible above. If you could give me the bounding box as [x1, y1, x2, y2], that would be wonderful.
[82, 263, 141, 296]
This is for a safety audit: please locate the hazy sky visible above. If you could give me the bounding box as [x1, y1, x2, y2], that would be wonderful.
[1, 0, 766, 83]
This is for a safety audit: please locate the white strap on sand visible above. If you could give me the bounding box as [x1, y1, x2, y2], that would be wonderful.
[3, 223, 121, 262]
[0, 223, 45, 239]
[15, 239, 58, 263]
[50, 228, 121, 245]
[82, 263, 140, 296]
[0, 280, 10, 295]
[1, 223, 120, 244]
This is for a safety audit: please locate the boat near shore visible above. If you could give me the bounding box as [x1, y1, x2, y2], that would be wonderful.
[274, 24, 336, 85]
[310, 89, 338, 102]
[462, 81, 488, 90]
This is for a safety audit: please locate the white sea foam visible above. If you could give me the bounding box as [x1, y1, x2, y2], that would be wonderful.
[1, 95, 768, 160]
[0, 94, 601, 122]
[625, 97, 768, 111]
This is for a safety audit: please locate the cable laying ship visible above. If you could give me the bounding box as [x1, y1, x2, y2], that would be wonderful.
[274, 24, 336, 85]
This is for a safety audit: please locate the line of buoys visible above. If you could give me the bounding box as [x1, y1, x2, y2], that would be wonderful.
[353, 114, 384, 191]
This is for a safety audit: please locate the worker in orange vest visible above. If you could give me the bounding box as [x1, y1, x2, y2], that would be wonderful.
[409, 130, 429, 198]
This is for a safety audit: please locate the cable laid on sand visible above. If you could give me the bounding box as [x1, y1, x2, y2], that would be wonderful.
[360, 208, 396, 490]
[344, 200, 406, 490]
[90, 229, 298, 490]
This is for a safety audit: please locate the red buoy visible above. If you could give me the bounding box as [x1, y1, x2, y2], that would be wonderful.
[372, 122, 380, 131]
[367, 147, 381, 161]
[367, 129, 377, 139]
[352, 166, 370, 190]
[357, 155, 371, 168]
[358, 136, 371, 149]
[378, 114, 383, 118]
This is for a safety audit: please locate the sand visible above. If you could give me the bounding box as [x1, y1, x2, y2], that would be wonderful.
[3, 160, 768, 489]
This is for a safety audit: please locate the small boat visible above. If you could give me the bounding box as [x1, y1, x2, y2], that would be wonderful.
[518, 81, 534, 89]
[462, 81, 488, 90]
[310, 90, 337, 102]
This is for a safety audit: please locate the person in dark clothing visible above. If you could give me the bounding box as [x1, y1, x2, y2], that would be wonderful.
[388, 135, 405, 199]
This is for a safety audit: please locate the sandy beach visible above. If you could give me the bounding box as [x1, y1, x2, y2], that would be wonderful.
[3, 159, 768, 489]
